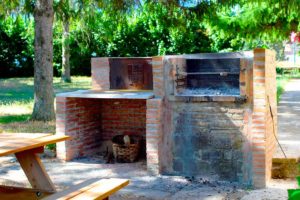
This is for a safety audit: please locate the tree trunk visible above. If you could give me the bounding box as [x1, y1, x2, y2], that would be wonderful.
[61, 15, 71, 83]
[31, 0, 55, 121]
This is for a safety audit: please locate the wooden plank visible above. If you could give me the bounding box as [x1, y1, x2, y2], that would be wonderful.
[42, 179, 100, 200]
[15, 149, 56, 193]
[27, 146, 44, 154]
[0, 133, 61, 146]
[72, 179, 129, 200]
[0, 135, 70, 156]
[0, 133, 52, 154]
[0, 133, 52, 139]
[43, 178, 129, 200]
[0, 185, 52, 200]
[0, 137, 45, 156]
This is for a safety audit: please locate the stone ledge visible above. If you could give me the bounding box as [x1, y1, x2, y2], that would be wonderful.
[56, 90, 155, 99]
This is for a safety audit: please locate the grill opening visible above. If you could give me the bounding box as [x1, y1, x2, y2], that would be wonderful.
[176, 58, 241, 96]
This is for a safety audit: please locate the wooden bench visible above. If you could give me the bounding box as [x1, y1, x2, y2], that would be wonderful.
[43, 178, 129, 200]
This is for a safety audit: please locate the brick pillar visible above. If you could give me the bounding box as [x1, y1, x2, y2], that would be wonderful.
[152, 56, 164, 97]
[146, 98, 162, 174]
[56, 97, 102, 161]
[91, 57, 110, 90]
[56, 96, 77, 160]
[252, 48, 276, 188]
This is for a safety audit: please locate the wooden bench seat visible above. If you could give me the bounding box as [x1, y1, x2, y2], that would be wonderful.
[43, 178, 129, 200]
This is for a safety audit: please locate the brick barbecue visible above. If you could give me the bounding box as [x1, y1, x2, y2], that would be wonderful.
[56, 49, 277, 188]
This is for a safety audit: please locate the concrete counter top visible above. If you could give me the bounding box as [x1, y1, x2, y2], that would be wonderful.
[56, 90, 155, 99]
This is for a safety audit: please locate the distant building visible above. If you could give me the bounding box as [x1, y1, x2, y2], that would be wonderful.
[284, 42, 300, 63]
[277, 42, 300, 68]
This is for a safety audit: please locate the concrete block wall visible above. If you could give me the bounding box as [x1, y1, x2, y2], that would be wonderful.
[171, 103, 247, 182]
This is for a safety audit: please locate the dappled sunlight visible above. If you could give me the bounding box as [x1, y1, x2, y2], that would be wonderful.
[0, 120, 55, 133]
[0, 103, 33, 116]
[268, 179, 298, 190]
[275, 79, 300, 163]
[0, 77, 91, 133]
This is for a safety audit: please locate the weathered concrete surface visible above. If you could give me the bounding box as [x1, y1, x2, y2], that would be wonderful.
[168, 101, 248, 182]
[0, 156, 296, 200]
[274, 79, 300, 159]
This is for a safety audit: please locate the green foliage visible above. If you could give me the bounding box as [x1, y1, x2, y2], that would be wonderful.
[0, 2, 218, 78]
[5, 1, 298, 78]
[206, 1, 300, 49]
[89, 2, 212, 57]
[0, 16, 34, 78]
[288, 176, 300, 200]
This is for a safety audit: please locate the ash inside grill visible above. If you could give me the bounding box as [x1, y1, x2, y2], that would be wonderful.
[175, 58, 241, 96]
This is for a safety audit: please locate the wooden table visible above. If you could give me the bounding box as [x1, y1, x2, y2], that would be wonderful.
[0, 133, 70, 199]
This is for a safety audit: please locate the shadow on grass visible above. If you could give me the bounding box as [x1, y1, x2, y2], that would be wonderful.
[0, 114, 31, 124]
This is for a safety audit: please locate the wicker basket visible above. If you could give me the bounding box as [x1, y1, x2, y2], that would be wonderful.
[112, 135, 141, 163]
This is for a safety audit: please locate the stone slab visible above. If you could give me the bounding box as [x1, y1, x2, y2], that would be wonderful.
[56, 90, 155, 99]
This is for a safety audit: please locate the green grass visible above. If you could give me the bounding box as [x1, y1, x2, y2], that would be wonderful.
[277, 75, 289, 103]
[276, 70, 300, 103]
[0, 76, 91, 133]
[0, 114, 31, 124]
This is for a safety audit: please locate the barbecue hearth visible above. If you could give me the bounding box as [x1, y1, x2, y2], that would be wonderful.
[56, 49, 277, 188]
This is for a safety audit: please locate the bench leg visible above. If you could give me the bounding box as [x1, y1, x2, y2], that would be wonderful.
[15, 148, 56, 193]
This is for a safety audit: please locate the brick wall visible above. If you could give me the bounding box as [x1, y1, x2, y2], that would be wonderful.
[56, 97, 102, 160]
[91, 58, 110, 90]
[146, 98, 162, 174]
[57, 98, 147, 160]
[157, 55, 252, 183]
[152, 56, 165, 97]
[57, 50, 277, 188]
[91, 57, 152, 90]
[252, 49, 277, 188]
[156, 49, 276, 188]
[265, 49, 277, 184]
[101, 99, 146, 140]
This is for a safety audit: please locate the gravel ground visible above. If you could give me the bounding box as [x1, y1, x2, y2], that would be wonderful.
[0, 155, 297, 200]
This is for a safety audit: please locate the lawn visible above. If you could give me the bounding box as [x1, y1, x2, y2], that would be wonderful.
[276, 75, 289, 103]
[0, 77, 91, 133]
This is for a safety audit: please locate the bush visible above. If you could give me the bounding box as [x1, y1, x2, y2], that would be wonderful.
[0, 17, 34, 78]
